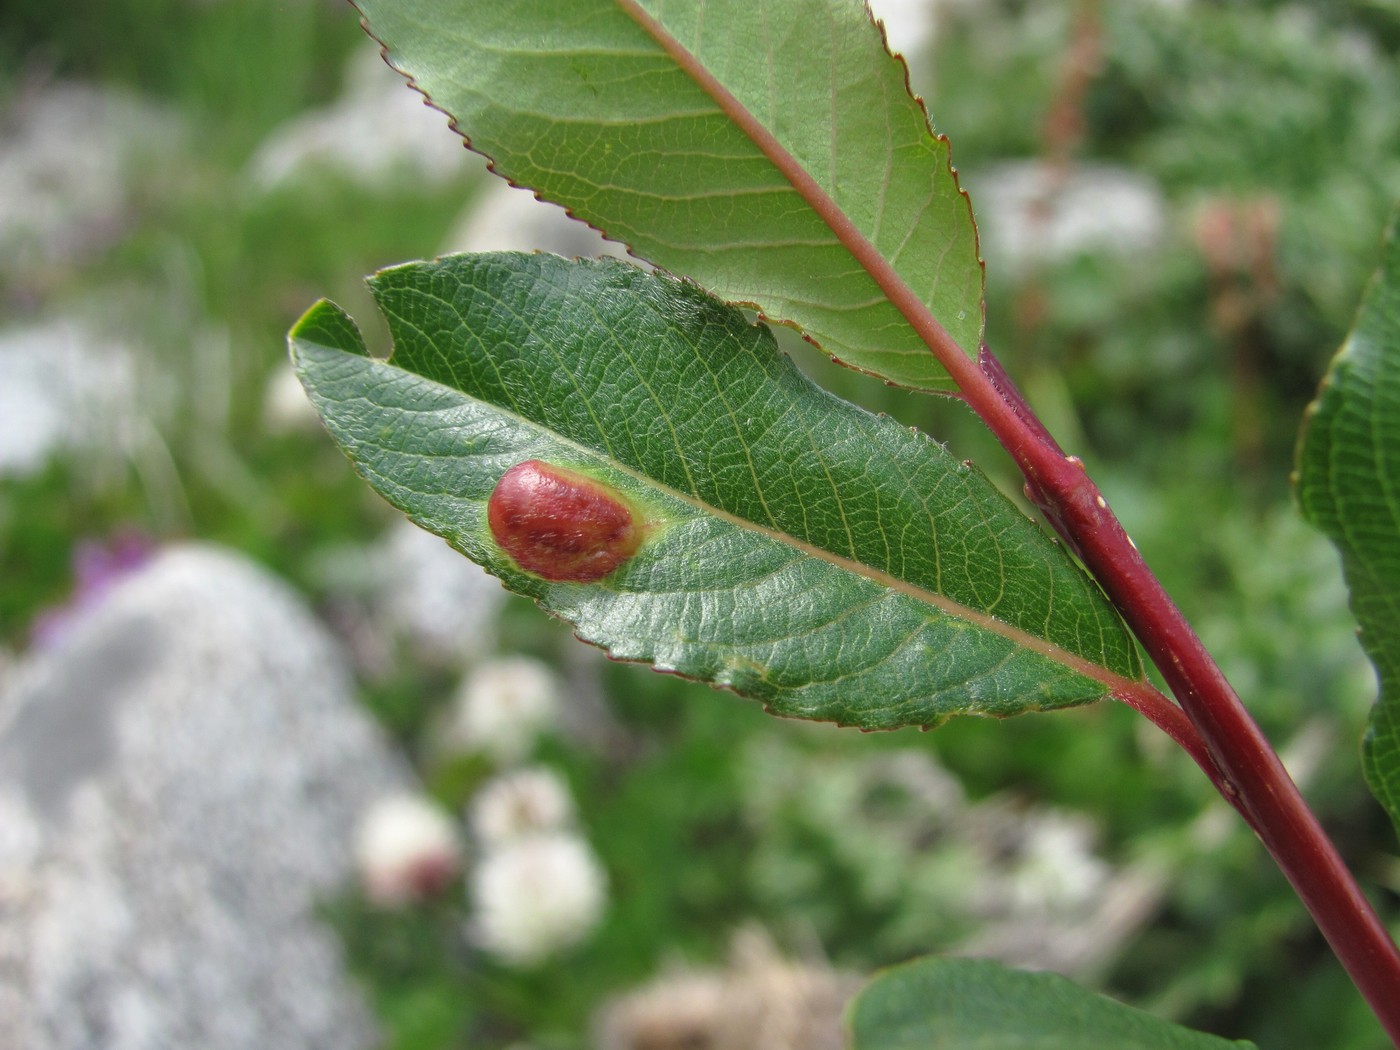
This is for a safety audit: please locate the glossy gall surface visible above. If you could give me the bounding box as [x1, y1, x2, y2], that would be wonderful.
[487, 460, 642, 582]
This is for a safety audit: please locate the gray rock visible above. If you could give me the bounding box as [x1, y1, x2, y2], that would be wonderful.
[0, 82, 183, 283]
[0, 545, 412, 1050]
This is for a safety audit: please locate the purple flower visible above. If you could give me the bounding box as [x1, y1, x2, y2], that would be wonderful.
[29, 529, 156, 650]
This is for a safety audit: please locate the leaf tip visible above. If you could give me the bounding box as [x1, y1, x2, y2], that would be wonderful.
[288, 298, 370, 367]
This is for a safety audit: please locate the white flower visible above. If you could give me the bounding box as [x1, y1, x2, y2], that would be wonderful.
[248, 49, 470, 191]
[0, 83, 182, 277]
[443, 177, 630, 261]
[866, 0, 940, 59]
[354, 794, 462, 907]
[470, 767, 575, 848]
[449, 657, 561, 763]
[971, 161, 1166, 276]
[469, 832, 607, 966]
[0, 319, 139, 480]
[378, 521, 506, 664]
[261, 363, 321, 434]
[1006, 812, 1109, 914]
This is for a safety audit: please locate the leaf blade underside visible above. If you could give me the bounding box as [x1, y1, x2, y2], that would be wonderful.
[292, 253, 1140, 729]
[353, 0, 983, 392]
[1297, 211, 1400, 837]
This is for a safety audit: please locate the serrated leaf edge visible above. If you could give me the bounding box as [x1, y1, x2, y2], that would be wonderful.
[351, 0, 984, 393]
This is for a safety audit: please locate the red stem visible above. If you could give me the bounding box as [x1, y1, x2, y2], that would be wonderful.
[960, 335, 1400, 1045]
[903, 254, 1400, 1046]
[993, 375, 1400, 1042]
[614, 3, 1400, 1039]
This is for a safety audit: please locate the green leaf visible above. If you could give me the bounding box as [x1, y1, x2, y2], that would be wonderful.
[291, 253, 1140, 729]
[353, 0, 982, 392]
[847, 956, 1257, 1049]
[1296, 210, 1400, 837]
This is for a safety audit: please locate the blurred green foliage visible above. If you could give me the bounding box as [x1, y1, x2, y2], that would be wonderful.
[2, 1, 1399, 1048]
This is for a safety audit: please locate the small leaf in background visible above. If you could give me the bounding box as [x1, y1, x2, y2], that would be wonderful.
[847, 956, 1258, 1049]
[1296, 210, 1400, 838]
[291, 252, 1141, 730]
[353, 0, 983, 392]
